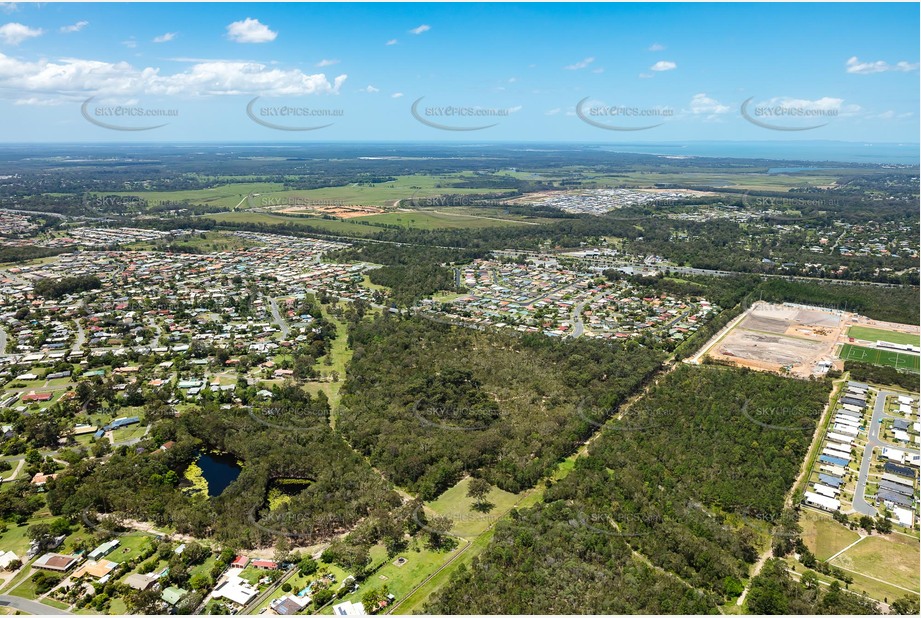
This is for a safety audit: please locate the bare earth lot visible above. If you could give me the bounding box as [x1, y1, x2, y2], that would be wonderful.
[706, 302, 846, 377]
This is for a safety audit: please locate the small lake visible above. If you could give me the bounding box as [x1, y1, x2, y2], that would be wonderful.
[197, 452, 241, 497]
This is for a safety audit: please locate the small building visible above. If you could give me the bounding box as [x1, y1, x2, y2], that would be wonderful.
[803, 491, 840, 512]
[251, 559, 278, 570]
[87, 539, 119, 561]
[230, 555, 250, 568]
[272, 595, 310, 615]
[161, 586, 189, 606]
[72, 559, 118, 581]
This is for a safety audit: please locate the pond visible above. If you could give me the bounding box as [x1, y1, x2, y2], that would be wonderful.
[197, 452, 241, 497]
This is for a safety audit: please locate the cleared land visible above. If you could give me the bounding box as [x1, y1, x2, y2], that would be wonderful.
[799, 513, 861, 562]
[838, 343, 920, 373]
[829, 534, 921, 595]
[847, 326, 920, 347]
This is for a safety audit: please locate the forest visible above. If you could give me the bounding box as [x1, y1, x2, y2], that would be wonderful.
[428, 365, 832, 613]
[338, 315, 663, 498]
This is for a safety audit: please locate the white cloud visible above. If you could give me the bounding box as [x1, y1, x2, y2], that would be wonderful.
[60, 21, 89, 34]
[361, 84, 379, 93]
[385, 39, 397, 46]
[391, 92, 403, 98]
[846, 56, 919, 74]
[638, 73, 653, 79]
[545, 108, 561, 116]
[122, 38, 137, 49]
[409, 24, 430, 35]
[689, 93, 729, 115]
[564, 56, 594, 70]
[226, 18, 277, 43]
[591, 68, 604, 74]
[507, 105, 522, 113]
[650, 60, 676, 72]
[648, 43, 665, 51]
[316, 59, 339, 68]
[153, 32, 177, 43]
[0, 53, 348, 102]
[758, 96, 860, 116]
[0, 22, 42, 45]
[0, 4, 17, 14]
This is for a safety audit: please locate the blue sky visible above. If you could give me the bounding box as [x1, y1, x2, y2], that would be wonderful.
[0, 2, 918, 142]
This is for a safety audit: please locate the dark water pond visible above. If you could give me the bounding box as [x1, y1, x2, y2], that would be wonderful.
[197, 452, 241, 497]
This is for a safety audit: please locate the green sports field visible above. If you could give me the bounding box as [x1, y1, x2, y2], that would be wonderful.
[839, 343, 920, 373]
[847, 326, 920, 347]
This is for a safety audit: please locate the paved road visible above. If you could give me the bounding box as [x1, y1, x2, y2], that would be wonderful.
[266, 296, 291, 339]
[0, 594, 72, 615]
[852, 389, 920, 516]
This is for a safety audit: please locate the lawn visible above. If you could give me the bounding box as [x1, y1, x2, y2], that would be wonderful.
[425, 477, 519, 539]
[798, 513, 860, 561]
[320, 537, 461, 615]
[830, 533, 920, 594]
[839, 343, 920, 373]
[847, 326, 920, 347]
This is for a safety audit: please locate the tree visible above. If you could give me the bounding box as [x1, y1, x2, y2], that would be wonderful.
[891, 595, 921, 615]
[858, 515, 875, 533]
[426, 516, 454, 550]
[298, 556, 318, 576]
[466, 478, 491, 508]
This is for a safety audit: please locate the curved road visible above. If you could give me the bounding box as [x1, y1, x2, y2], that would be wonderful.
[852, 389, 920, 516]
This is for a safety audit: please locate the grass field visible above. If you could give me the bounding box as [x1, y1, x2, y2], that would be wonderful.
[100, 182, 285, 209]
[425, 477, 520, 539]
[847, 326, 920, 347]
[798, 513, 861, 561]
[838, 343, 920, 373]
[830, 534, 921, 594]
[359, 210, 527, 229]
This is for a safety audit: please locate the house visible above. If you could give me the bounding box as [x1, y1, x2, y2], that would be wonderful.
[803, 491, 840, 512]
[333, 600, 367, 616]
[251, 559, 278, 570]
[124, 572, 158, 590]
[31, 472, 58, 487]
[161, 586, 189, 606]
[230, 555, 250, 568]
[271, 595, 310, 615]
[87, 539, 119, 560]
[72, 559, 118, 581]
[33, 553, 79, 572]
[21, 392, 53, 403]
[211, 579, 258, 606]
[0, 550, 19, 570]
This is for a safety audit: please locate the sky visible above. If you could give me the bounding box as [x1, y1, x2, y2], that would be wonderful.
[0, 2, 918, 143]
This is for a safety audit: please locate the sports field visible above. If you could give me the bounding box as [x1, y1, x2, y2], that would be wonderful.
[839, 343, 920, 373]
[847, 326, 920, 347]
